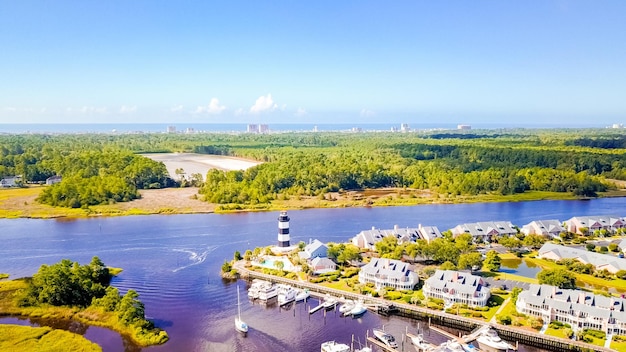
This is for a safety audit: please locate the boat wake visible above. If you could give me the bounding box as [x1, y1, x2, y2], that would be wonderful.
[172, 245, 218, 272]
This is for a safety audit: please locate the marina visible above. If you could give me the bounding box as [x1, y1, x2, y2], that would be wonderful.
[3, 199, 626, 350]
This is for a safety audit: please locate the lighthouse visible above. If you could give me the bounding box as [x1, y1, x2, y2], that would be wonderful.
[277, 211, 290, 247]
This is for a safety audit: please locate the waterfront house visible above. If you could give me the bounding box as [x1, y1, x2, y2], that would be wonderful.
[310, 257, 336, 274]
[351, 225, 420, 250]
[0, 175, 21, 188]
[45, 175, 62, 185]
[564, 215, 626, 235]
[537, 243, 626, 274]
[521, 220, 566, 239]
[299, 239, 328, 260]
[619, 239, 626, 254]
[417, 224, 442, 243]
[423, 270, 490, 307]
[358, 258, 419, 290]
[450, 221, 516, 243]
[516, 284, 626, 335]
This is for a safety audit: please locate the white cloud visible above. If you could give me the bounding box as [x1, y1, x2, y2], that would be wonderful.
[3, 107, 17, 112]
[194, 98, 226, 114]
[250, 94, 278, 114]
[234, 108, 246, 116]
[360, 109, 375, 117]
[295, 107, 307, 117]
[119, 105, 137, 114]
[170, 105, 184, 113]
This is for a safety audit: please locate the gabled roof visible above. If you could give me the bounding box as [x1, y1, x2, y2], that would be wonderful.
[538, 243, 626, 272]
[425, 270, 489, 296]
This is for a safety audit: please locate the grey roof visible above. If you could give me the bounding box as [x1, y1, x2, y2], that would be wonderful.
[300, 239, 327, 259]
[619, 238, 626, 251]
[418, 225, 442, 241]
[522, 220, 565, 236]
[451, 221, 516, 238]
[425, 270, 490, 296]
[566, 215, 626, 229]
[538, 243, 626, 272]
[360, 258, 418, 281]
[519, 284, 626, 322]
[353, 226, 420, 248]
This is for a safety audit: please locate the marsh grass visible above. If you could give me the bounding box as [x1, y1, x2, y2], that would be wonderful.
[0, 324, 101, 352]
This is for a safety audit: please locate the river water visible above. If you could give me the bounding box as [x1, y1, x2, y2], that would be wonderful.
[2, 198, 626, 351]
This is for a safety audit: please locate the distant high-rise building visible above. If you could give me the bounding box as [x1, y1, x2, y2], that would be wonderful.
[457, 124, 471, 130]
[167, 126, 177, 133]
[258, 124, 269, 134]
[400, 123, 410, 132]
[247, 124, 269, 133]
[246, 124, 258, 133]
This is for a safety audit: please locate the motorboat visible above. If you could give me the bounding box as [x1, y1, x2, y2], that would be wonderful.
[410, 334, 435, 352]
[257, 282, 278, 300]
[338, 300, 355, 315]
[278, 284, 297, 306]
[320, 341, 350, 352]
[247, 279, 266, 300]
[295, 288, 310, 302]
[235, 286, 248, 333]
[431, 340, 476, 352]
[322, 295, 338, 310]
[349, 301, 367, 317]
[372, 328, 398, 349]
[475, 327, 514, 352]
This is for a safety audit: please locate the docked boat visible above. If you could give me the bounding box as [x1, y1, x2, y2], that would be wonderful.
[410, 334, 435, 352]
[322, 295, 338, 310]
[338, 300, 355, 315]
[277, 284, 297, 306]
[321, 341, 351, 352]
[372, 328, 398, 349]
[295, 288, 310, 302]
[349, 301, 367, 317]
[247, 279, 266, 300]
[475, 327, 514, 352]
[257, 282, 278, 300]
[235, 286, 248, 333]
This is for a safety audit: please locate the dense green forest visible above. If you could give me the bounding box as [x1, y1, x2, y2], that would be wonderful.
[1, 129, 625, 208]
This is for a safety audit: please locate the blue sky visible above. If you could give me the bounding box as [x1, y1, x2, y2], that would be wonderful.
[1, 1, 625, 126]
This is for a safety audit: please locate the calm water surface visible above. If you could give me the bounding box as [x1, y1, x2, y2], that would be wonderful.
[3, 198, 626, 351]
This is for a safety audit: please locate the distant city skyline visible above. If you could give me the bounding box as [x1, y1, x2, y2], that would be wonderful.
[1, 1, 626, 126]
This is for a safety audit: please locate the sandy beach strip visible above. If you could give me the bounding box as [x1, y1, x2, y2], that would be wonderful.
[142, 153, 262, 179]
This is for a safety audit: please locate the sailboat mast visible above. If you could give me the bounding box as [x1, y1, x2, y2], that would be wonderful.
[237, 286, 242, 319]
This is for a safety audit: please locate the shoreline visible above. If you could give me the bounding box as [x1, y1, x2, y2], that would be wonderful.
[1, 186, 625, 219]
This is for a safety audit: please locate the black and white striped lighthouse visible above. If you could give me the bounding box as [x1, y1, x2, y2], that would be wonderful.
[277, 211, 290, 247]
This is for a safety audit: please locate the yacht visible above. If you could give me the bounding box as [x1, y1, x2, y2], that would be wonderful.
[247, 279, 266, 300]
[257, 282, 278, 300]
[349, 301, 367, 317]
[475, 327, 514, 352]
[277, 284, 297, 306]
[322, 295, 338, 310]
[321, 341, 351, 352]
[295, 288, 310, 302]
[410, 334, 435, 352]
[234, 286, 248, 333]
[372, 328, 398, 349]
[338, 300, 355, 315]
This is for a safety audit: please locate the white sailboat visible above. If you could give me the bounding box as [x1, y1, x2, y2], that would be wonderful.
[235, 286, 248, 333]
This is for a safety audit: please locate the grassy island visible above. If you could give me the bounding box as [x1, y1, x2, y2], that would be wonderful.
[0, 257, 168, 349]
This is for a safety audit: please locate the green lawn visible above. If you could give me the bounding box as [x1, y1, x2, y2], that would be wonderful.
[611, 336, 626, 351]
[544, 327, 570, 339]
[525, 256, 626, 292]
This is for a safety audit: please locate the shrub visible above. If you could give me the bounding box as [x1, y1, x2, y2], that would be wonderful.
[471, 312, 484, 318]
[497, 315, 512, 325]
